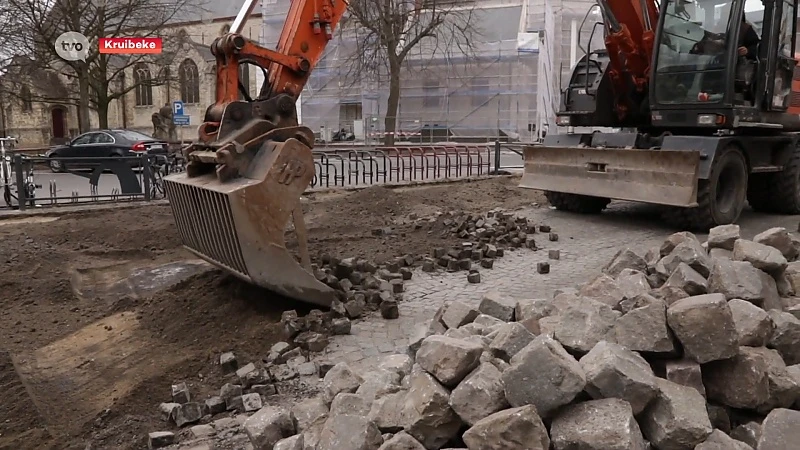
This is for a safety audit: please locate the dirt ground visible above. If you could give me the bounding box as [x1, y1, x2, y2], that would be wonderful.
[0, 175, 545, 450]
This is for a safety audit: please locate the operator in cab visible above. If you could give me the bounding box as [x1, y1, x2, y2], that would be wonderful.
[737, 15, 760, 60]
[691, 14, 760, 60]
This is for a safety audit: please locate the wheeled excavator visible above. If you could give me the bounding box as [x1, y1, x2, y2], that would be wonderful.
[520, 0, 800, 229]
[162, 0, 347, 306]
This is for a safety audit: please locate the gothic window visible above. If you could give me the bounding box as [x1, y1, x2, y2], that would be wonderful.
[133, 63, 153, 106]
[21, 86, 32, 112]
[179, 59, 200, 104]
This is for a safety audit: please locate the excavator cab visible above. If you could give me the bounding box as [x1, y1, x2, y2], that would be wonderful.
[162, 0, 348, 307]
[650, 0, 798, 127]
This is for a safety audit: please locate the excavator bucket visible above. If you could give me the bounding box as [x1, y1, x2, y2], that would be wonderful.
[162, 138, 337, 307]
[520, 145, 701, 207]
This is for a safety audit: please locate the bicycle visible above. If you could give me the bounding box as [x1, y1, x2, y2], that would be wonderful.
[1, 137, 41, 209]
[147, 153, 184, 199]
[147, 155, 167, 199]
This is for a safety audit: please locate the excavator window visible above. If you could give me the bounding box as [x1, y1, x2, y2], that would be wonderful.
[655, 0, 733, 104]
[660, 0, 729, 56]
[743, 0, 765, 34]
[777, 0, 794, 58]
[770, 0, 796, 108]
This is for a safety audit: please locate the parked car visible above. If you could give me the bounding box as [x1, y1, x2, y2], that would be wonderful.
[45, 129, 169, 173]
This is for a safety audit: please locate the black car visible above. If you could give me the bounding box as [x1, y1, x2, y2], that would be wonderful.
[45, 129, 169, 173]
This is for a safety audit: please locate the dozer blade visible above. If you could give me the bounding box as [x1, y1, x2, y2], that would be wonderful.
[162, 138, 337, 307]
[520, 145, 701, 207]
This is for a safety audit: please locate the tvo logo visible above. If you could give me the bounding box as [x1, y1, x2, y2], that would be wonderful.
[55, 32, 90, 62]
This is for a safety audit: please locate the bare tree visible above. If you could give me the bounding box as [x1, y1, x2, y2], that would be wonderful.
[0, 1, 23, 66]
[342, 0, 479, 145]
[0, 0, 206, 131]
[0, 2, 27, 137]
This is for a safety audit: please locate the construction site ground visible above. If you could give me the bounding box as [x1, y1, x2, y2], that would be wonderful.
[1, 175, 797, 450]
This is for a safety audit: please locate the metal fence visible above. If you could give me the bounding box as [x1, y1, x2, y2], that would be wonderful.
[310, 144, 495, 188]
[2, 153, 180, 211]
[2, 142, 525, 212]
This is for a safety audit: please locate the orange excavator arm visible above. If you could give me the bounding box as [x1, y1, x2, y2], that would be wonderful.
[162, 0, 350, 307]
[201, 0, 348, 142]
[597, 0, 660, 120]
[212, 0, 347, 105]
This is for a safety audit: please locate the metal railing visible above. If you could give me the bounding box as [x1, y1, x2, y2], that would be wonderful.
[3, 153, 182, 211]
[2, 141, 526, 212]
[495, 142, 528, 171]
[310, 144, 493, 188]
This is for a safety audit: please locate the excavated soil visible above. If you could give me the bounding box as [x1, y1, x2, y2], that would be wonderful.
[298, 176, 545, 263]
[0, 175, 545, 450]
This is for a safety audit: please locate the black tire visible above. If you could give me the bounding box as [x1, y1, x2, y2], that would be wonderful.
[545, 191, 611, 214]
[747, 145, 800, 214]
[49, 156, 64, 173]
[150, 168, 166, 198]
[663, 146, 748, 230]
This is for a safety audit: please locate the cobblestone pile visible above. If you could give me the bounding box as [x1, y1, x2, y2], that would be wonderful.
[420, 209, 558, 283]
[313, 255, 410, 321]
[219, 224, 797, 450]
[156, 350, 320, 426]
[300, 208, 558, 326]
[149, 224, 800, 450]
[266, 254, 415, 341]
[149, 348, 329, 449]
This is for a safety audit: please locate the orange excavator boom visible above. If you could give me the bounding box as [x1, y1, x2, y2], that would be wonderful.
[597, 0, 659, 119]
[162, 0, 348, 307]
[200, 0, 347, 142]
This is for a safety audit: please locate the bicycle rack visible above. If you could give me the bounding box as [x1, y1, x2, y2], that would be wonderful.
[49, 180, 57, 205]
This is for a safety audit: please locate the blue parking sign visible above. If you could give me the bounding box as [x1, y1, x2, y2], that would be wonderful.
[172, 100, 184, 116]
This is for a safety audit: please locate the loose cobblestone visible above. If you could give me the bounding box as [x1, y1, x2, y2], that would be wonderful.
[311, 204, 800, 373]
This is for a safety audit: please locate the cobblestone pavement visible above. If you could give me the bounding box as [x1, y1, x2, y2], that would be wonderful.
[314, 202, 800, 373]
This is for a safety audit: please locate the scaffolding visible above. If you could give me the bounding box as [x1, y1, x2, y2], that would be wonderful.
[260, 0, 602, 143]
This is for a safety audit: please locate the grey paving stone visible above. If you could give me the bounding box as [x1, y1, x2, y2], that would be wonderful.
[312, 205, 797, 373]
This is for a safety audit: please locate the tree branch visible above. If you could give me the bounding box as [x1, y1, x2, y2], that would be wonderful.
[0, 0, 207, 129]
[334, 0, 479, 145]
